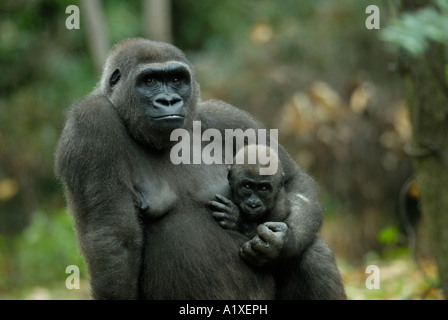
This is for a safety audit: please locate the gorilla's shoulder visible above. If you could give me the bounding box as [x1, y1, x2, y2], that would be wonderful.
[68, 92, 121, 129]
[56, 92, 128, 170]
[197, 99, 264, 130]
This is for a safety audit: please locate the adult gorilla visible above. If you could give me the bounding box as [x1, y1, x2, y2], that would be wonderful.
[55, 38, 344, 299]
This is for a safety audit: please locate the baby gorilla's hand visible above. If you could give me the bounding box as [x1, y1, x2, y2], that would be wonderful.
[239, 222, 288, 267]
[209, 194, 240, 230]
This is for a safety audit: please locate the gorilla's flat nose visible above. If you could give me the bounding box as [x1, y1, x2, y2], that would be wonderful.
[154, 94, 182, 108]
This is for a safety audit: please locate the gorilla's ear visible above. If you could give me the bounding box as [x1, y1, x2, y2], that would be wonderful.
[109, 68, 121, 87]
[227, 165, 233, 182]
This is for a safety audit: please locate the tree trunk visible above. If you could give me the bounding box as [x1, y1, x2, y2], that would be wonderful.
[143, 0, 173, 43]
[401, 0, 448, 298]
[80, 0, 110, 75]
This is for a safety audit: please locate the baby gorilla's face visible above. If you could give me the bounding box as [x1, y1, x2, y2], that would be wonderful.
[231, 170, 280, 221]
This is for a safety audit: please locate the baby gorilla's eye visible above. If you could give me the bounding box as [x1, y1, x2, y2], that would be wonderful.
[146, 77, 155, 84]
[240, 184, 251, 193]
[172, 77, 180, 83]
[258, 184, 271, 196]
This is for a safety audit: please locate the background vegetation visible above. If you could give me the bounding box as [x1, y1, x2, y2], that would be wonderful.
[0, 0, 446, 299]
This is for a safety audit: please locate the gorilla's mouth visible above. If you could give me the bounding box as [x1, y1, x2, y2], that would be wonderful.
[244, 205, 265, 219]
[152, 115, 185, 120]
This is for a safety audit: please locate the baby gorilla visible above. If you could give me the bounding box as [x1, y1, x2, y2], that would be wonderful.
[210, 144, 346, 300]
[211, 144, 289, 239]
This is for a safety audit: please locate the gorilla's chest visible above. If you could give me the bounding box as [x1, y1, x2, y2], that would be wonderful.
[181, 162, 231, 202]
[132, 155, 230, 220]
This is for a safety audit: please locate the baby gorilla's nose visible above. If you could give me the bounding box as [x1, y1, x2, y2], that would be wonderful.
[248, 202, 261, 208]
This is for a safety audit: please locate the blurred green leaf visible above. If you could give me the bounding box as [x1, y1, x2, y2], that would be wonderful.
[14, 210, 87, 288]
[377, 225, 399, 245]
[380, 0, 448, 57]
[437, 0, 448, 13]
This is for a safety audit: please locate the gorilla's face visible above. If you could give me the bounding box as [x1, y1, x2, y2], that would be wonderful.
[101, 39, 199, 150]
[230, 167, 282, 222]
[134, 61, 192, 131]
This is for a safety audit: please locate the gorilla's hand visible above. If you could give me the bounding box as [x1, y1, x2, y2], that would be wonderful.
[210, 194, 240, 230]
[239, 222, 288, 267]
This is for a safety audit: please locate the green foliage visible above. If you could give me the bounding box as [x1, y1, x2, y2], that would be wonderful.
[380, 0, 448, 56]
[172, 0, 327, 51]
[445, 64, 448, 83]
[0, 235, 10, 290]
[377, 225, 399, 245]
[12, 210, 87, 289]
[376, 225, 409, 261]
[0, 0, 96, 233]
[104, 0, 142, 43]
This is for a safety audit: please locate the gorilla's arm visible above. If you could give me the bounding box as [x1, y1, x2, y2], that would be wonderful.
[198, 100, 323, 266]
[278, 154, 324, 257]
[55, 94, 143, 299]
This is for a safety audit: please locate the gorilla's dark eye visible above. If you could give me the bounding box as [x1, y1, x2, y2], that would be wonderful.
[146, 78, 155, 84]
[172, 77, 180, 83]
[244, 184, 251, 190]
[258, 185, 271, 195]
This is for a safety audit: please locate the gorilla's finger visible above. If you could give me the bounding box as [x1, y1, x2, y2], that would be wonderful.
[250, 235, 270, 252]
[240, 240, 258, 258]
[212, 211, 237, 222]
[219, 220, 235, 229]
[215, 194, 233, 205]
[212, 211, 227, 219]
[240, 240, 271, 267]
[257, 224, 284, 248]
[263, 221, 287, 233]
[209, 201, 231, 212]
[239, 249, 256, 265]
[257, 224, 275, 242]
